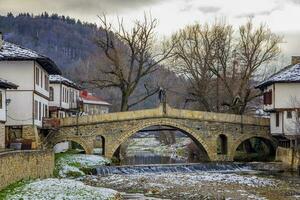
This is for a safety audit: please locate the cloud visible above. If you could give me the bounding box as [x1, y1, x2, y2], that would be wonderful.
[235, 6, 280, 18]
[290, 0, 300, 4]
[0, 0, 166, 15]
[197, 6, 221, 14]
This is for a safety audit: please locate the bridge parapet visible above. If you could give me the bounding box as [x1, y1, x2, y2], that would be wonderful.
[59, 104, 269, 127]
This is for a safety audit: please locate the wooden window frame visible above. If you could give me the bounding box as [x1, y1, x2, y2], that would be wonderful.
[276, 112, 280, 127]
[35, 67, 40, 85]
[287, 111, 292, 119]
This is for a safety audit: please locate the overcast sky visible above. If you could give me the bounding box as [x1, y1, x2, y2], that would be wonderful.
[1, 0, 300, 62]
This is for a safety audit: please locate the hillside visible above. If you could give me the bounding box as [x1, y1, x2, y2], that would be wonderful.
[0, 13, 100, 71]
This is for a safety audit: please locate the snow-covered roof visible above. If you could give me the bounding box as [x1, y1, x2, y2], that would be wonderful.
[256, 63, 300, 89]
[0, 41, 61, 75]
[49, 75, 80, 89]
[0, 78, 18, 89]
[80, 91, 111, 106]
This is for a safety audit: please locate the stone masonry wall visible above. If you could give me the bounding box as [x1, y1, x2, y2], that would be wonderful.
[0, 123, 5, 148]
[276, 147, 300, 170]
[0, 150, 54, 190]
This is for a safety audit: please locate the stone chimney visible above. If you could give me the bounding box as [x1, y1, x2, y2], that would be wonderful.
[0, 32, 3, 50]
[291, 56, 300, 65]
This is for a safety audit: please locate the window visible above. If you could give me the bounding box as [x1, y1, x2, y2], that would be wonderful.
[276, 112, 280, 127]
[62, 88, 64, 103]
[41, 71, 43, 88]
[287, 111, 292, 119]
[263, 90, 272, 105]
[34, 100, 38, 120]
[66, 90, 69, 103]
[0, 91, 2, 109]
[35, 67, 39, 85]
[45, 105, 48, 118]
[39, 102, 41, 121]
[45, 74, 49, 91]
[49, 87, 54, 101]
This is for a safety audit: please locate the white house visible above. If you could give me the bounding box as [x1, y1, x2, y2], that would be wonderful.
[256, 56, 300, 148]
[49, 75, 80, 118]
[0, 34, 61, 148]
[79, 90, 111, 115]
[0, 78, 18, 148]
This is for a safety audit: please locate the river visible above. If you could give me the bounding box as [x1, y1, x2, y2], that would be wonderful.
[83, 136, 300, 200]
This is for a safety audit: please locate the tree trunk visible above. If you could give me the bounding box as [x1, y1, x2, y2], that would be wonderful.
[120, 91, 130, 111]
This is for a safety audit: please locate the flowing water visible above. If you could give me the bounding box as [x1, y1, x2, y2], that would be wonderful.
[87, 137, 300, 199]
[95, 162, 252, 175]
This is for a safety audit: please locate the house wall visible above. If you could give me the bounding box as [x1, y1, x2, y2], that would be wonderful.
[83, 104, 109, 115]
[270, 112, 283, 135]
[34, 62, 49, 98]
[33, 94, 49, 127]
[0, 61, 34, 90]
[6, 91, 33, 126]
[61, 85, 69, 109]
[274, 83, 300, 109]
[0, 89, 6, 122]
[49, 83, 79, 118]
[49, 83, 61, 107]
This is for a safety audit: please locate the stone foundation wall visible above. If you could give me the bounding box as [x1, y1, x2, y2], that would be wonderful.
[0, 150, 54, 190]
[276, 147, 300, 170]
[0, 123, 5, 148]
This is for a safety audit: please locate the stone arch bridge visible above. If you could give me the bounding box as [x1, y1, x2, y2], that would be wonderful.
[46, 104, 275, 161]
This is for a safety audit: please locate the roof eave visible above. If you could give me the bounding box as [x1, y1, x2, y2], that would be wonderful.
[0, 82, 18, 89]
[255, 80, 300, 90]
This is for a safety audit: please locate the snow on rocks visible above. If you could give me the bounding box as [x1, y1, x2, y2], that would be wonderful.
[95, 171, 276, 189]
[56, 154, 110, 178]
[6, 178, 119, 200]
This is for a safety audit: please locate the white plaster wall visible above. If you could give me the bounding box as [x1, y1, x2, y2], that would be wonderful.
[6, 91, 33, 126]
[0, 61, 34, 90]
[34, 62, 49, 98]
[283, 111, 298, 135]
[274, 83, 300, 109]
[49, 83, 61, 107]
[61, 85, 70, 109]
[270, 112, 283, 135]
[33, 94, 49, 127]
[0, 89, 6, 122]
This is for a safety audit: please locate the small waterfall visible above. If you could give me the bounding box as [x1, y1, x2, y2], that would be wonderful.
[95, 163, 253, 175]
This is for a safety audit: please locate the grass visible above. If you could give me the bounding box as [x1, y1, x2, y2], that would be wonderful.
[0, 180, 29, 200]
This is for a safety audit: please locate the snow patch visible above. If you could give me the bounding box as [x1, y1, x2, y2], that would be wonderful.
[6, 178, 118, 200]
[56, 154, 110, 178]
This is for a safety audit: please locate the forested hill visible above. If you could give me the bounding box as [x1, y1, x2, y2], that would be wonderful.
[0, 13, 100, 70]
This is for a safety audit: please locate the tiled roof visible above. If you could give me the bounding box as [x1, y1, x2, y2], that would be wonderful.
[80, 91, 111, 106]
[49, 75, 80, 89]
[0, 41, 61, 75]
[256, 63, 300, 89]
[0, 78, 18, 89]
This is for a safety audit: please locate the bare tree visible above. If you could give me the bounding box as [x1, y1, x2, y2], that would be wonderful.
[170, 20, 282, 114]
[170, 24, 218, 111]
[89, 14, 174, 111]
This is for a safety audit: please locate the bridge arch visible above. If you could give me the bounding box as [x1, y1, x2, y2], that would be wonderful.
[230, 135, 277, 161]
[48, 137, 93, 154]
[108, 119, 214, 161]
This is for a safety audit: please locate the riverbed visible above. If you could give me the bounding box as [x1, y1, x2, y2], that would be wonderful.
[85, 168, 300, 200]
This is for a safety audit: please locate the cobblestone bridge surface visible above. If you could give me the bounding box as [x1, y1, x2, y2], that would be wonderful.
[47, 104, 275, 161]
